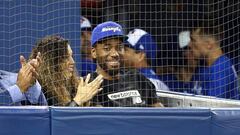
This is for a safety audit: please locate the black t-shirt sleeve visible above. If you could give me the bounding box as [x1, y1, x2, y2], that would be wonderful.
[137, 72, 160, 105]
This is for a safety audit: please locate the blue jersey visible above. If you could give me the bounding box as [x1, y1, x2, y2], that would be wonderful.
[159, 74, 194, 93]
[192, 55, 239, 99]
[80, 59, 96, 76]
[139, 68, 169, 91]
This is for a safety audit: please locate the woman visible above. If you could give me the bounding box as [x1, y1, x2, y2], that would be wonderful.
[30, 35, 102, 106]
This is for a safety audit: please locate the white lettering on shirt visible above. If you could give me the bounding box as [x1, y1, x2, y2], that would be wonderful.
[107, 90, 142, 104]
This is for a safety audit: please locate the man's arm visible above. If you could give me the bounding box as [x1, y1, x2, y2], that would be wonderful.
[137, 71, 164, 107]
[207, 62, 239, 99]
[8, 52, 46, 105]
[0, 86, 22, 106]
[1, 77, 47, 105]
[150, 102, 164, 107]
[0, 71, 25, 105]
[19, 52, 47, 105]
[24, 81, 47, 105]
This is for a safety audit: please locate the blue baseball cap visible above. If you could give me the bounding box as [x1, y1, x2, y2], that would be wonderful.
[80, 16, 92, 31]
[126, 29, 157, 67]
[91, 21, 126, 46]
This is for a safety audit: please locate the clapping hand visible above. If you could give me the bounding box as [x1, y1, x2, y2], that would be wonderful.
[16, 52, 41, 93]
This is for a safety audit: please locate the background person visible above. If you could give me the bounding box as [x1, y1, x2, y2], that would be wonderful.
[80, 16, 96, 76]
[124, 28, 169, 92]
[159, 30, 199, 93]
[189, 28, 239, 99]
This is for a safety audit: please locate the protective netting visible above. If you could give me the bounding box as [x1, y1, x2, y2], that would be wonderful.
[0, 0, 239, 107]
[80, 0, 240, 107]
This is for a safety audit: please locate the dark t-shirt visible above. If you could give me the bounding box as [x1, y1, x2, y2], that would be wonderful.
[89, 69, 159, 107]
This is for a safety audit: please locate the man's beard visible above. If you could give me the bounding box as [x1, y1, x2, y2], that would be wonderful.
[98, 60, 120, 76]
[98, 57, 121, 76]
[107, 68, 120, 76]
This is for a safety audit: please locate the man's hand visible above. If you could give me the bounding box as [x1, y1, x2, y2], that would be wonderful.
[16, 52, 41, 93]
[150, 102, 164, 107]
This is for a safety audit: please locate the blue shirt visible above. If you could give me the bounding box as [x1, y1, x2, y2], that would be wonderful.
[80, 59, 96, 76]
[192, 55, 239, 99]
[139, 68, 169, 91]
[159, 74, 194, 93]
[0, 70, 47, 106]
[159, 55, 239, 99]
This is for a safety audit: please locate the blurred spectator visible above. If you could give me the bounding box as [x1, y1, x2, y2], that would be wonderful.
[80, 16, 96, 76]
[159, 30, 198, 93]
[124, 28, 169, 92]
[0, 54, 47, 105]
[89, 21, 163, 107]
[189, 28, 239, 99]
[29, 35, 103, 106]
[160, 29, 239, 100]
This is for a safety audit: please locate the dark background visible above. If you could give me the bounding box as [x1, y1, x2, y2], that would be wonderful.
[81, 0, 240, 73]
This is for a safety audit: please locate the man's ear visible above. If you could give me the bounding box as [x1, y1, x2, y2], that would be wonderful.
[207, 44, 212, 50]
[206, 38, 215, 50]
[139, 52, 146, 61]
[91, 47, 97, 59]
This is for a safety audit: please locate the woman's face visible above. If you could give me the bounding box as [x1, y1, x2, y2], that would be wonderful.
[62, 45, 75, 79]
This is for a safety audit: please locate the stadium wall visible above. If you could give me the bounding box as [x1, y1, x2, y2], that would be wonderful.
[0, 107, 240, 135]
[0, 0, 81, 72]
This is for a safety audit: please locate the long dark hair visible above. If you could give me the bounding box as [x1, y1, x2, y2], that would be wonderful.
[30, 35, 79, 106]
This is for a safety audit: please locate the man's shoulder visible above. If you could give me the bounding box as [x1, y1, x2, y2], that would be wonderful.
[89, 72, 98, 76]
[120, 68, 142, 77]
[210, 55, 234, 72]
[86, 72, 99, 81]
[120, 68, 153, 85]
[139, 68, 160, 80]
[213, 55, 232, 67]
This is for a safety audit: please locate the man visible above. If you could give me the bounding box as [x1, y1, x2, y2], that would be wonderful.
[159, 30, 199, 93]
[80, 16, 96, 76]
[189, 28, 239, 99]
[0, 53, 47, 105]
[90, 21, 163, 107]
[124, 28, 169, 92]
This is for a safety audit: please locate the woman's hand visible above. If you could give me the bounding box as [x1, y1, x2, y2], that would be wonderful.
[73, 74, 103, 106]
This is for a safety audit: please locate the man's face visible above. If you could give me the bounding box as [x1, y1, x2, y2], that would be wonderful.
[189, 30, 208, 59]
[80, 31, 92, 57]
[182, 44, 198, 66]
[123, 46, 142, 68]
[92, 38, 125, 76]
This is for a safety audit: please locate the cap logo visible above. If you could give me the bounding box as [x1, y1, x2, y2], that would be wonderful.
[139, 44, 144, 50]
[101, 26, 121, 32]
